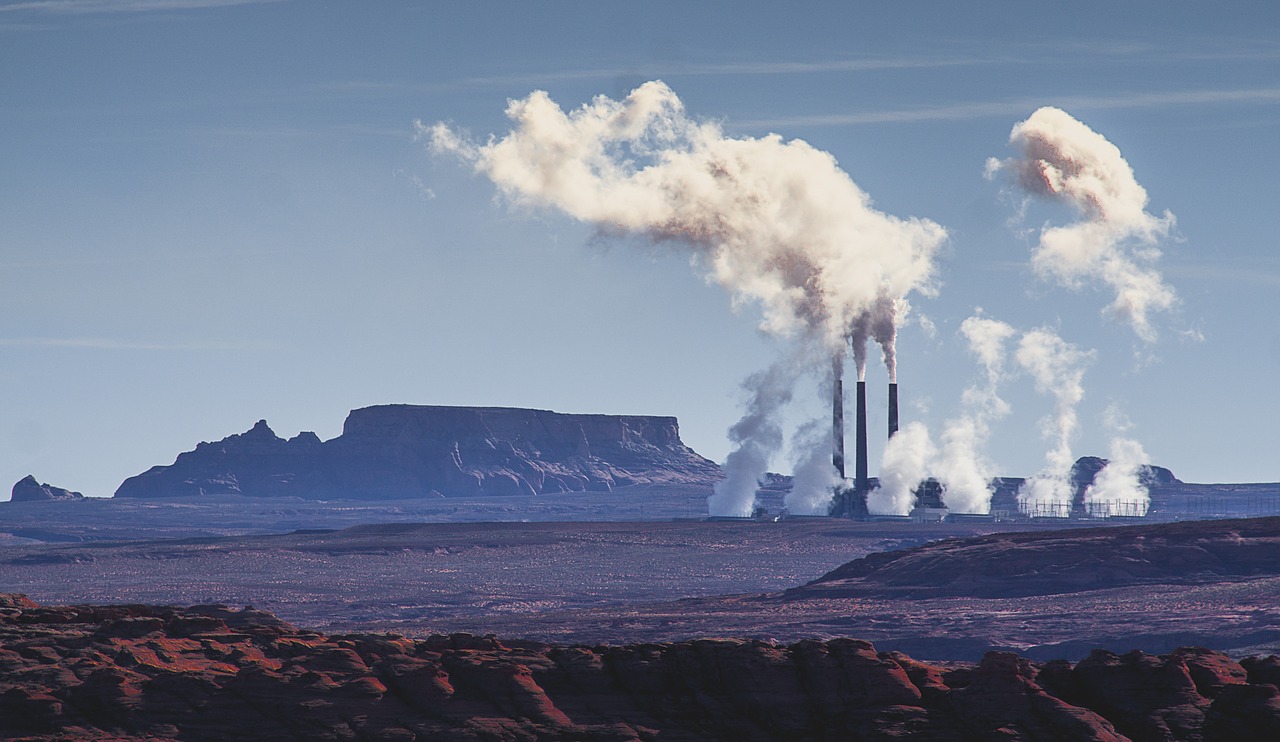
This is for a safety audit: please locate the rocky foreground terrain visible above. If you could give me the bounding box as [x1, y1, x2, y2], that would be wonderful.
[4, 517, 1279, 662]
[425, 516, 1280, 660]
[2, 593, 1279, 741]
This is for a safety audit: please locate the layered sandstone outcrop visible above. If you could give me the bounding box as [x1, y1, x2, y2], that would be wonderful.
[2, 594, 1277, 741]
[114, 405, 721, 500]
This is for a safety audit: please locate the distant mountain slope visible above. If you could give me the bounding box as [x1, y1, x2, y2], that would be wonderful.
[115, 405, 722, 500]
[792, 516, 1280, 599]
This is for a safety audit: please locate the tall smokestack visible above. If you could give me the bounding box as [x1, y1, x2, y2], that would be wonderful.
[888, 382, 899, 439]
[832, 358, 846, 479]
[856, 380, 868, 511]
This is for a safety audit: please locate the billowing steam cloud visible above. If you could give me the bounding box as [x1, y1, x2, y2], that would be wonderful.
[1015, 328, 1095, 515]
[871, 421, 933, 515]
[1086, 406, 1151, 517]
[1086, 436, 1151, 517]
[933, 314, 1017, 514]
[897, 315, 1155, 518]
[988, 107, 1177, 342]
[428, 81, 946, 516]
[869, 313, 1017, 516]
[707, 361, 794, 517]
[784, 416, 843, 515]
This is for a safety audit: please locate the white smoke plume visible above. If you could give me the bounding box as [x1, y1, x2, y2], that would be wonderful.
[1017, 475, 1075, 518]
[1015, 328, 1095, 515]
[988, 107, 1177, 342]
[1086, 436, 1151, 517]
[871, 421, 934, 516]
[849, 295, 902, 382]
[933, 314, 1016, 514]
[1085, 406, 1151, 517]
[428, 82, 944, 348]
[784, 417, 842, 515]
[706, 360, 795, 517]
[428, 81, 946, 514]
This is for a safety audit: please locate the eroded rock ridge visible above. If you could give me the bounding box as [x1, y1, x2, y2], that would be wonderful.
[2, 594, 1278, 741]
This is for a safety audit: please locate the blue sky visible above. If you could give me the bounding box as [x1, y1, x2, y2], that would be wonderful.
[3, 0, 1279, 498]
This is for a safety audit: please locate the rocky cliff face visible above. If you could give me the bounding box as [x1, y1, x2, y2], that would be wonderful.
[2, 594, 1277, 741]
[10, 475, 84, 503]
[114, 405, 721, 500]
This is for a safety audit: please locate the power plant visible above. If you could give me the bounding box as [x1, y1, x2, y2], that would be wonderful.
[437, 82, 1173, 528]
[829, 376, 880, 516]
[827, 353, 923, 520]
[888, 382, 898, 439]
[831, 358, 845, 482]
[821, 362, 1141, 522]
[828, 353, 875, 520]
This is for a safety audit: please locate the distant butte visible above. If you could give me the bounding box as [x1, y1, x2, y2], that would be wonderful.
[113, 405, 723, 500]
[10, 475, 84, 503]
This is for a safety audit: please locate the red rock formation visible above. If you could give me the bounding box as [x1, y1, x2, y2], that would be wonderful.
[3, 593, 1279, 740]
[950, 652, 1126, 741]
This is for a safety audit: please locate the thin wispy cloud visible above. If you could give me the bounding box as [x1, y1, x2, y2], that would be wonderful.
[1165, 262, 1280, 289]
[311, 56, 989, 98]
[460, 56, 985, 87]
[0, 337, 266, 350]
[0, 0, 281, 13]
[739, 87, 1280, 129]
[443, 42, 1280, 90]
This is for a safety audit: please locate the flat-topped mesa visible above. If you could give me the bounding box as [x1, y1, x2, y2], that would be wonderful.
[115, 405, 721, 500]
[340, 405, 683, 451]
